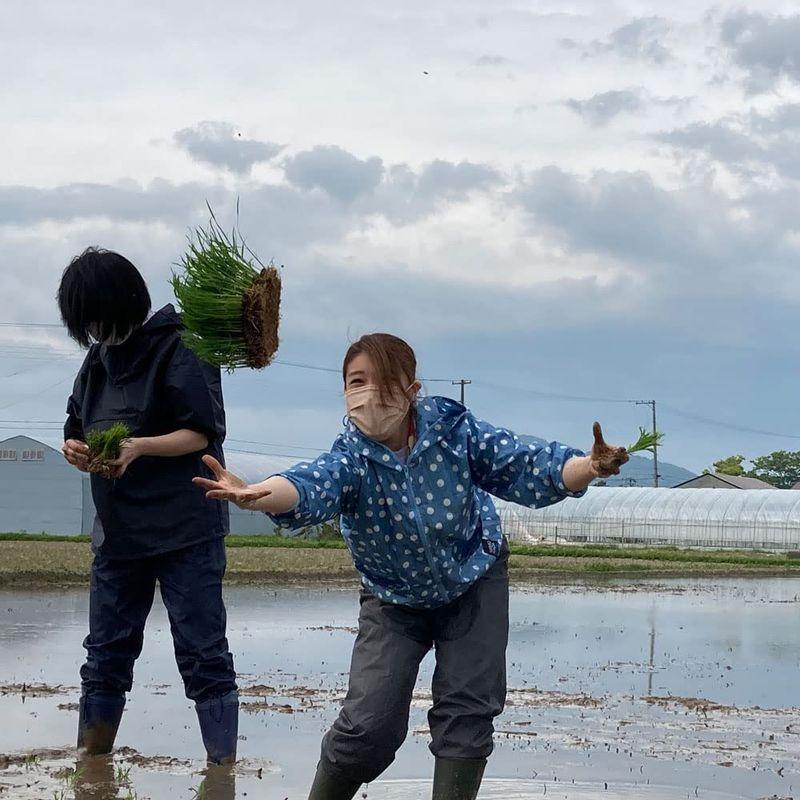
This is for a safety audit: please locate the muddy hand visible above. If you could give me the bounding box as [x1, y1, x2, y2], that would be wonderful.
[62, 439, 90, 472]
[193, 455, 272, 510]
[106, 438, 140, 479]
[590, 422, 629, 477]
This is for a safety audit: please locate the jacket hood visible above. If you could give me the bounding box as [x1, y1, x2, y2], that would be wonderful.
[97, 304, 182, 383]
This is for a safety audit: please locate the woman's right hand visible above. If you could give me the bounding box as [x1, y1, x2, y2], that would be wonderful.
[62, 439, 90, 472]
[193, 455, 272, 510]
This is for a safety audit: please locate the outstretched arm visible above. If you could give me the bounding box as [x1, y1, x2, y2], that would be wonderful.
[193, 455, 300, 514]
[467, 415, 628, 508]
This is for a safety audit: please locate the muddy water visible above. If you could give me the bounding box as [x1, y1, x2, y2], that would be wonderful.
[1, 577, 799, 798]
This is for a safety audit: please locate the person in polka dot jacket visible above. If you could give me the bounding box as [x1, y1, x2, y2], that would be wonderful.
[193, 332, 629, 800]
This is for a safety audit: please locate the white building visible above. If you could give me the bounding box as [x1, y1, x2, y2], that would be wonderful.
[0, 435, 294, 536]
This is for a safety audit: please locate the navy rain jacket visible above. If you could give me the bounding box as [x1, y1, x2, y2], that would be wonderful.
[64, 304, 228, 558]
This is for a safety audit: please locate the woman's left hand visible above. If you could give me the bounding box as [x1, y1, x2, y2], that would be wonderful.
[107, 438, 143, 478]
[589, 422, 629, 477]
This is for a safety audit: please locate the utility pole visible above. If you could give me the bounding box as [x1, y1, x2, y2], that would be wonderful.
[635, 400, 660, 488]
[452, 379, 471, 404]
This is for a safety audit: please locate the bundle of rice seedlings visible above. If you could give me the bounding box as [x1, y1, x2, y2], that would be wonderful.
[171, 206, 281, 370]
[86, 423, 130, 478]
[627, 427, 664, 455]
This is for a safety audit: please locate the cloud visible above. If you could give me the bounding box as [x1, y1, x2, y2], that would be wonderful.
[586, 17, 672, 64]
[281, 145, 502, 221]
[565, 89, 644, 126]
[565, 88, 692, 127]
[654, 103, 800, 181]
[0, 180, 216, 227]
[655, 121, 761, 169]
[719, 10, 800, 94]
[0, 149, 503, 255]
[415, 159, 501, 200]
[473, 55, 512, 67]
[173, 121, 284, 175]
[283, 145, 384, 204]
[511, 165, 791, 290]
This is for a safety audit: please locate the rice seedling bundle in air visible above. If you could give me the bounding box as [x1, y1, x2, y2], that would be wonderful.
[86, 423, 130, 479]
[627, 427, 664, 455]
[171, 206, 281, 370]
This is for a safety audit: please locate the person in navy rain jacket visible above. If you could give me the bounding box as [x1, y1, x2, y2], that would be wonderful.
[194, 333, 629, 800]
[59, 247, 238, 766]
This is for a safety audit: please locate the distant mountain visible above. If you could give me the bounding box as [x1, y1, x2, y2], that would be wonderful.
[518, 435, 695, 488]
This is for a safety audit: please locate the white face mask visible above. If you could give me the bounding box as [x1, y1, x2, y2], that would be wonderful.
[345, 383, 416, 443]
[88, 323, 133, 346]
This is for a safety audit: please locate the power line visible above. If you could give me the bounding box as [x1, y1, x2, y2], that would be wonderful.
[0, 375, 73, 412]
[225, 447, 312, 460]
[0, 322, 62, 328]
[226, 437, 325, 453]
[659, 403, 800, 440]
[473, 379, 630, 405]
[0, 338, 456, 382]
[4, 322, 800, 442]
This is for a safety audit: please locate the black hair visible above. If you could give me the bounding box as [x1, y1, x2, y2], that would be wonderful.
[57, 247, 151, 347]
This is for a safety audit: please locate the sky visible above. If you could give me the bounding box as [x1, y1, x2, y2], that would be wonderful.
[3, 0, 800, 473]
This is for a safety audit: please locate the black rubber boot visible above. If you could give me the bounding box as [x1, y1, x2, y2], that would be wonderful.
[76, 692, 125, 755]
[195, 763, 237, 800]
[432, 757, 487, 800]
[196, 690, 239, 765]
[307, 761, 362, 800]
[73, 753, 116, 800]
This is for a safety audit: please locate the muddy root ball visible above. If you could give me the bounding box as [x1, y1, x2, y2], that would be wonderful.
[242, 266, 282, 370]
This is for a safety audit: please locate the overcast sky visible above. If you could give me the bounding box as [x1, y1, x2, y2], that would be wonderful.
[3, 0, 800, 473]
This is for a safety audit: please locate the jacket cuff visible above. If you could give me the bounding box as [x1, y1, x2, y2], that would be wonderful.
[555, 447, 588, 498]
[265, 473, 306, 527]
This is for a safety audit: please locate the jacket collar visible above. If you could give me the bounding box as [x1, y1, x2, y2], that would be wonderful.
[342, 396, 466, 468]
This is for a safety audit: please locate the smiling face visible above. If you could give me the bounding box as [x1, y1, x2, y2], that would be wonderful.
[344, 351, 374, 392]
[341, 333, 421, 447]
[343, 349, 420, 448]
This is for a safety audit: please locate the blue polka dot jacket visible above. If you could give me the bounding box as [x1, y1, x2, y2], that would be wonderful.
[269, 396, 585, 608]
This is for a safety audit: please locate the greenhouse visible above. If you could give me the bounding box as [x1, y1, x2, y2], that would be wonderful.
[497, 487, 800, 551]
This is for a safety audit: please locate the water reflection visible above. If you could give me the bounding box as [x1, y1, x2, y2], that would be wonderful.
[1, 576, 798, 798]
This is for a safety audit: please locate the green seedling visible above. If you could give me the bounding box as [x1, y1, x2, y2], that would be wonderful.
[115, 763, 132, 785]
[171, 203, 281, 371]
[23, 753, 40, 769]
[627, 427, 665, 455]
[86, 423, 130, 478]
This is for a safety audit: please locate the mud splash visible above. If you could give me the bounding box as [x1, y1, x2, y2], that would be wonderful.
[0, 682, 74, 697]
[0, 745, 276, 799]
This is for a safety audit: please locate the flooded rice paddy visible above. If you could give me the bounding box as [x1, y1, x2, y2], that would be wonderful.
[1, 577, 799, 798]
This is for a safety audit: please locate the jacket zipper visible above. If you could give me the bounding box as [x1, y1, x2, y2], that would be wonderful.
[404, 463, 448, 599]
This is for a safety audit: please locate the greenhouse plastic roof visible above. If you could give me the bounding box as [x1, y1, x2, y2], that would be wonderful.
[226, 451, 297, 485]
[496, 487, 800, 525]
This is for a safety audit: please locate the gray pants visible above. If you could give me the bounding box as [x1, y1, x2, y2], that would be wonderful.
[320, 545, 509, 784]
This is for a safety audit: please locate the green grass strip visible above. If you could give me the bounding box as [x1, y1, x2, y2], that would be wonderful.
[2, 533, 798, 567]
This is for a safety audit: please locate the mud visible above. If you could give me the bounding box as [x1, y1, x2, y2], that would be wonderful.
[242, 265, 281, 369]
[2, 578, 799, 797]
[0, 682, 74, 697]
[86, 456, 115, 479]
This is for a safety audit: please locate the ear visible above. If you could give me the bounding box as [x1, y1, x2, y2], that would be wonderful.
[407, 379, 421, 399]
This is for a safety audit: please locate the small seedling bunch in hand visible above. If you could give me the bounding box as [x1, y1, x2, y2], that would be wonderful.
[591, 422, 631, 477]
[85, 423, 130, 479]
[171, 204, 281, 371]
[627, 427, 664, 455]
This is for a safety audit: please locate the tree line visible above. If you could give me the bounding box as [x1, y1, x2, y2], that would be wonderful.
[710, 451, 800, 489]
